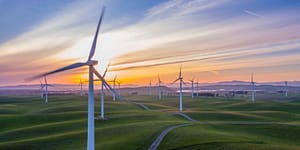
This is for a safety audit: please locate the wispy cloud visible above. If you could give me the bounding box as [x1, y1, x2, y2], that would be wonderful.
[244, 9, 264, 18]
[146, 0, 228, 18]
[1, 0, 300, 85]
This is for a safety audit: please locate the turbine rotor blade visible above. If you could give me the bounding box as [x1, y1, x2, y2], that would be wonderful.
[179, 64, 182, 78]
[26, 62, 87, 81]
[114, 75, 117, 81]
[103, 63, 110, 78]
[171, 78, 180, 84]
[88, 6, 106, 61]
[44, 76, 47, 85]
[92, 66, 123, 100]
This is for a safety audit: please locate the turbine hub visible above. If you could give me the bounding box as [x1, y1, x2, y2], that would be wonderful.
[87, 60, 98, 66]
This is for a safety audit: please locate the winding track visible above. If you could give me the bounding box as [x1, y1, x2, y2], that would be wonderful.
[147, 124, 191, 150]
[135, 102, 300, 150]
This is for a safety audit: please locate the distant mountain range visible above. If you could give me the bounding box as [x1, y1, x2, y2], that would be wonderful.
[1, 80, 300, 90]
[201, 80, 300, 87]
[1, 80, 300, 96]
[0, 80, 300, 90]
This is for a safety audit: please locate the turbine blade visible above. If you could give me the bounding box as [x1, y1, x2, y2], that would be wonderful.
[26, 62, 87, 81]
[114, 75, 117, 81]
[158, 74, 161, 82]
[92, 66, 123, 100]
[171, 78, 180, 84]
[88, 6, 106, 61]
[179, 64, 182, 78]
[44, 76, 47, 85]
[103, 63, 110, 78]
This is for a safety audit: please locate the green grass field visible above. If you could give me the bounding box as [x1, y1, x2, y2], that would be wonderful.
[0, 94, 299, 149]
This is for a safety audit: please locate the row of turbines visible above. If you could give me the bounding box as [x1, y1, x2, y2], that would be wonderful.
[149, 67, 289, 112]
[30, 6, 290, 150]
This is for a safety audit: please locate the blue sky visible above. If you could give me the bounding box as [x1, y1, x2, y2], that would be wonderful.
[0, 0, 300, 85]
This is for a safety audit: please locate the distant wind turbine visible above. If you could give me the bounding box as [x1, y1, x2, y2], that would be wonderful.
[149, 80, 152, 96]
[250, 73, 255, 103]
[108, 75, 117, 101]
[43, 76, 54, 103]
[189, 78, 194, 99]
[196, 79, 199, 97]
[158, 74, 163, 100]
[117, 81, 121, 97]
[25, 7, 122, 150]
[99, 64, 109, 120]
[40, 81, 45, 99]
[284, 81, 288, 97]
[79, 78, 83, 96]
[172, 65, 184, 112]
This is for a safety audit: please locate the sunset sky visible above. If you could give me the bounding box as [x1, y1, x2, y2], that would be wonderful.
[1, 0, 300, 86]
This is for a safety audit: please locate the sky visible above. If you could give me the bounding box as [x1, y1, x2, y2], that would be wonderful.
[0, 0, 300, 86]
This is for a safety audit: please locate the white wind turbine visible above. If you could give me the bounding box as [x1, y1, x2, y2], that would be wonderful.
[189, 78, 195, 99]
[172, 65, 184, 112]
[250, 73, 255, 103]
[108, 75, 117, 101]
[284, 81, 288, 97]
[117, 81, 121, 97]
[26, 7, 121, 150]
[40, 81, 45, 99]
[196, 79, 199, 97]
[149, 80, 152, 96]
[80, 78, 83, 96]
[43, 76, 53, 103]
[99, 64, 109, 120]
[157, 75, 163, 100]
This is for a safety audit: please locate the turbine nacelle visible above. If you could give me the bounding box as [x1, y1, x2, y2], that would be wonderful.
[87, 60, 98, 66]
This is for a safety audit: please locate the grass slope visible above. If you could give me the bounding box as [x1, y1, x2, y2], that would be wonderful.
[0, 94, 299, 150]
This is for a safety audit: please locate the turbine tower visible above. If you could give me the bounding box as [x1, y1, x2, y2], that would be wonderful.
[80, 78, 83, 96]
[117, 81, 121, 97]
[172, 65, 184, 112]
[189, 78, 194, 99]
[196, 79, 199, 97]
[158, 75, 162, 100]
[26, 7, 113, 150]
[44, 76, 49, 103]
[250, 73, 255, 103]
[108, 75, 117, 101]
[100, 64, 109, 120]
[113, 75, 117, 101]
[149, 80, 152, 96]
[284, 81, 288, 97]
[40, 81, 45, 99]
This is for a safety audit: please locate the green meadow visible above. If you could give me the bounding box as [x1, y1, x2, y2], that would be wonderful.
[0, 94, 299, 150]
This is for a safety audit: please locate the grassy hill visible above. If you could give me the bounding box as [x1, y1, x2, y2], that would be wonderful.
[0, 94, 299, 149]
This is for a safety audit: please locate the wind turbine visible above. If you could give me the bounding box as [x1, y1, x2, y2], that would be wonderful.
[196, 79, 199, 97]
[99, 64, 109, 120]
[172, 65, 184, 112]
[43, 76, 53, 103]
[284, 81, 288, 97]
[158, 74, 162, 100]
[26, 7, 111, 150]
[40, 81, 45, 99]
[80, 78, 83, 96]
[117, 81, 121, 97]
[149, 80, 152, 96]
[108, 75, 117, 101]
[250, 73, 255, 103]
[189, 78, 194, 99]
